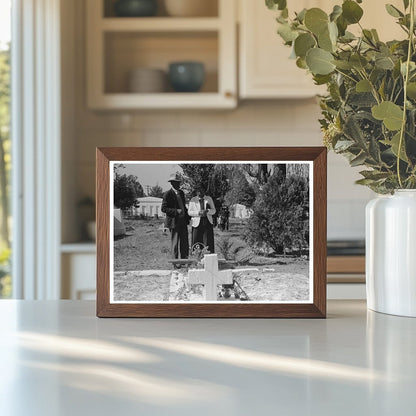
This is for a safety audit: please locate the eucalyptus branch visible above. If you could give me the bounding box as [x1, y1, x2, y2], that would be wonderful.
[398, 24, 410, 35]
[397, 0, 415, 188]
[267, 0, 416, 193]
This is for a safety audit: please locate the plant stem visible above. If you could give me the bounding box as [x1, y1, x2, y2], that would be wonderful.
[359, 69, 381, 104]
[334, 68, 358, 84]
[397, 0, 415, 188]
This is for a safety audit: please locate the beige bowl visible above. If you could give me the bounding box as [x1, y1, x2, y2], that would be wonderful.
[164, 0, 218, 17]
[128, 68, 167, 93]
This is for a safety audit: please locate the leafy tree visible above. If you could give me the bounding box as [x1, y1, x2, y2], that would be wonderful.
[245, 172, 309, 255]
[242, 164, 272, 185]
[179, 164, 231, 203]
[148, 183, 164, 198]
[209, 164, 232, 206]
[287, 164, 309, 179]
[114, 174, 144, 209]
[241, 164, 287, 186]
[224, 169, 256, 208]
[179, 164, 215, 198]
[129, 175, 144, 198]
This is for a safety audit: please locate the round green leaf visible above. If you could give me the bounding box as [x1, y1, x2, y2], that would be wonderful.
[296, 8, 307, 23]
[304, 8, 329, 35]
[342, 0, 364, 24]
[328, 21, 338, 43]
[296, 57, 308, 69]
[277, 23, 298, 43]
[407, 82, 416, 99]
[313, 74, 332, 85]
[371, 101, 404, 131]
[356, 79, 372, 92]
[266, 0, 287, 11]
[336, 15, 348, 36]
[375, 56, 395, 70]
[385, 4, 403, 18]
[318, 28, 333, 52]
[294, 33, 316, 58]
[333, 60, 352, 70]
[330, 5, 342, 22]
[306, 48, 335, 75]
[316, 22, 338, 52]
[350, 54, 368, 70]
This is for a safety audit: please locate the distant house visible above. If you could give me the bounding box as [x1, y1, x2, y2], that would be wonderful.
[135, 196, 165, 218]
[231, 203, 251, 219]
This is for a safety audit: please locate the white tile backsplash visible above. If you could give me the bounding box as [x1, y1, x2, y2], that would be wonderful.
[328, 199, 369, 240]
[74, 100, 370, 240]
[142, 130, 201, 147]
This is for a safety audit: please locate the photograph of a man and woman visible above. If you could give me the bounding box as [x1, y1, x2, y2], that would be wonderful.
[110, 162, 312, 303]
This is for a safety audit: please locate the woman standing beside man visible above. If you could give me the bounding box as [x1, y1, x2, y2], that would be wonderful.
[188, 186, 216, 254]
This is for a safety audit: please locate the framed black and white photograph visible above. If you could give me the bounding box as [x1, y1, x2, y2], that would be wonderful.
[96, 147, 327, 317]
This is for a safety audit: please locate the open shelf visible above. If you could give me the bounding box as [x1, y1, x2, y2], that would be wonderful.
[104, 31, 218, 94]
[91, 92, 234, 109]
[61, 243, 96, 254]
[104, 0, 219, 18]
[87, 0, 236, 109]
[101, 17, 221, 31]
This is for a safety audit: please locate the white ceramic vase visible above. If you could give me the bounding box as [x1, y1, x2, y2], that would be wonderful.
[366, 190, 416, 317]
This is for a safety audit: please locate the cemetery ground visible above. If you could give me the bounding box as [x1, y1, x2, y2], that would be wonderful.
[113, 218, 309, 302]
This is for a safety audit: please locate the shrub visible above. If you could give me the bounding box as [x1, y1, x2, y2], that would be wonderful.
[245, 172, 309, 255]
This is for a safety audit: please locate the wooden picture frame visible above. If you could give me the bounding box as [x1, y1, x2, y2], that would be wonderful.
[96, 147, 327, 318]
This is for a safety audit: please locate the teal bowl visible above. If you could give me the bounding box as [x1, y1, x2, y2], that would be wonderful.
[114, 0, 158, 17]
[168, 62, 205, 93]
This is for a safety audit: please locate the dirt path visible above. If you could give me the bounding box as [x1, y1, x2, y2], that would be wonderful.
[113, 218, 310, 302]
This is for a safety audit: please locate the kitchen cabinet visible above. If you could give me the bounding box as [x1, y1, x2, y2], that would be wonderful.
[239, 0, 325, 99]
[86, 0, 237, 109]
[61, 245, 96, 300]
[238, 0, 404, 99]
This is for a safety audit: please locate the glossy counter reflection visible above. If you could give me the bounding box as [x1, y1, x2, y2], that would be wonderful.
[0, 300, 415, 415]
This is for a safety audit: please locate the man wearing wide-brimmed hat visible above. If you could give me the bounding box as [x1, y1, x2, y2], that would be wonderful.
[161, 173, 189, 259]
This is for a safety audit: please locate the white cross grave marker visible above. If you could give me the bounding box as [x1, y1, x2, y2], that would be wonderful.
[188, 254, 233, 301]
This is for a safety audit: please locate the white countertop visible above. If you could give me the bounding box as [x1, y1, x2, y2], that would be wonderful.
[0, 300, 415, 415]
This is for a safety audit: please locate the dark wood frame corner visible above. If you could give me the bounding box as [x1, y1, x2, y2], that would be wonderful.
[96, 147, 327, 318]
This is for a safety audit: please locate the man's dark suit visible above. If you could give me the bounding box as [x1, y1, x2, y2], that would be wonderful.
[161, 188, 189, 259]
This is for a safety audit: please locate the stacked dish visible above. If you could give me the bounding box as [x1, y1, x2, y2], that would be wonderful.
[128, 68, 167, 93]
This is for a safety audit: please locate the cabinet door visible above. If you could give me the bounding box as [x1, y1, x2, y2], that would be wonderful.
[62, 253, 96, 300]
[358, 0, 404, 41]
[239, 0, 404, 99]
[239, 0, 325, 99]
